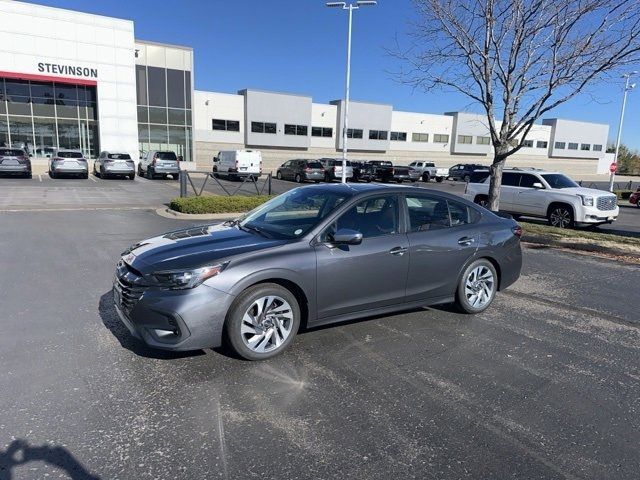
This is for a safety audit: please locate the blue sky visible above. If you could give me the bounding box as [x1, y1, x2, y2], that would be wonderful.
[28, 0, 640, 149]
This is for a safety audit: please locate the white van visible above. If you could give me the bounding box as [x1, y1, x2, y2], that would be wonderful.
[213, 150, 262, 179]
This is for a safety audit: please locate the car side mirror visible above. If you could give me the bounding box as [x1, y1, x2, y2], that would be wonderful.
[331, 228, 363, 245]
[532, 182, 544, 189]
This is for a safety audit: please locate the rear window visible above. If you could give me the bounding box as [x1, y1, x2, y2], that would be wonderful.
[329, 160, 352, 166]
[306, 162, 323, 169]
[156, 152, 177, 160]
[0, 149, 24, 156]
[108, 153, 132, 160]
[58, 151, 83, 158]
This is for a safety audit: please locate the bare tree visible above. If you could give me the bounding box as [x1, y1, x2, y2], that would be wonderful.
[396, 0, 640, 210]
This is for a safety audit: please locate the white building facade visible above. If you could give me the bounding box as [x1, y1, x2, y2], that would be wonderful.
[0, 0, 609, 177]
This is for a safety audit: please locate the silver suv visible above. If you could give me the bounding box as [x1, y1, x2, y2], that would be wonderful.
[49, 149, 88, 179]
[464, 168, 619, 228]
[94, 151, 135, 180]
[138, 151, 180, 180]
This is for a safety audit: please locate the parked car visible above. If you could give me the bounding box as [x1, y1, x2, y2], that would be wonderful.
[393, 166, 420, 183]
[213, 149, 262, 180]
[94, 151, 135, 179]
[630, 187, 640, 208]
[0, 147, 31, 178]
[319, 158, 353, 182]
[366, 160, 395, 182]
[351, 161, 375, 182]
[138, 151, 180, 180]
[276, 159, 324, 183]
[113, 183, 522, 360]
[464, 168, 619, 228]
[448, 164, 487, 182]
[49, 149, 88, 179]
[408, 161, 448, 182]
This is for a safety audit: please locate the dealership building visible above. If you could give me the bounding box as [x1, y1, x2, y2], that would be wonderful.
[0, 0, 611, 176]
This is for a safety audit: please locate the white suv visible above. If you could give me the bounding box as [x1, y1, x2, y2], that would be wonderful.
[464, 168, 619, 228]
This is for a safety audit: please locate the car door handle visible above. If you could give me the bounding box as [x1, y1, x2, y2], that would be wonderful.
[389, 246, 407, 256]
[458, 237, 475, 246]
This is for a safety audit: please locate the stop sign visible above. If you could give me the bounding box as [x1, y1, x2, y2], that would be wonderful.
[610, 163, 617, 173]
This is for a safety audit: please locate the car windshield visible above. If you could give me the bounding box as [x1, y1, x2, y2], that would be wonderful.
[541, 174, 579, 189]
[469, 171, 490, 183]
[58, 151, 83, 158]
[156, 152, 177, 160]
[108, 153, 132, 160]
[239, 188, 350, 239]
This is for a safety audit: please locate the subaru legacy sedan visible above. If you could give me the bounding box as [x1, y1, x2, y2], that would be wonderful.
[113, 184, 522, 360]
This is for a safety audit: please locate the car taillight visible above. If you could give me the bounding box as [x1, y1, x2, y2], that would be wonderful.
[512, 225, 523, 238]
[18, 155, 29, 163]
[152, 155, 157, 166]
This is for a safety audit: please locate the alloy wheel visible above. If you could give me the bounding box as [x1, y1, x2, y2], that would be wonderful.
[464, 265, 495, 309]
[549, 207, 572, 228]
[240, 296, 294, 354]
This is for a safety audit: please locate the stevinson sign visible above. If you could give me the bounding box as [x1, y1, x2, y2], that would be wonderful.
[37, 62, 98, 79]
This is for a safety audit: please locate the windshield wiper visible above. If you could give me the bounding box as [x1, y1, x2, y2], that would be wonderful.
[238, 223, 272, 238]
[223, 218, 241, 227]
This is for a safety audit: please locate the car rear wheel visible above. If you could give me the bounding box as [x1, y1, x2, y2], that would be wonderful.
[636, 199, 640, 208]
[225, 283, 300, 361]
[436, 177, 443, 183]
[146, 166, 155, 179]
[548, 205, 574, 228]
[129, 173, 135, 180]
[276, 171, 283, 180]
[100, 167, 107, 179]
[455, 259, 498, 314]
[171, 173, 179, 180]
[422, 173, 431, 182]
[295, 173, 302, 183]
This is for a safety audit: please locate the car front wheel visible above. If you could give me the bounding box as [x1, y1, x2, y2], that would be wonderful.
[455, 259, 498, 314]
[548, 205, 573, 228]
[225, 283, 300, 360]
[636, 199, 640, 208]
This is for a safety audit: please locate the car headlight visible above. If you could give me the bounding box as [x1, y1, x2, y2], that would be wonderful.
[579, 195, 594, 206]
[148, 263, 228, 290]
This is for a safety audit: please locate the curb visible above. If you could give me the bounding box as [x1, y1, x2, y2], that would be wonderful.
[155, 208, 240, 221]
[522, 234, 640, 261]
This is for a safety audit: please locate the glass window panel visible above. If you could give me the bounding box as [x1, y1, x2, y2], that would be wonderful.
[212, 119, 227, 130]
[149, 124, 168, 146]
[405, 195, 450, 232]
[148, 107, 167, 124]
[135, 65, 148, 105]
[56, 119, 80, 149]
[186, 109, 192, 126]
[137, 106, 148, 123]
[166, 69, 185, 108]
[251, 122, 264, 133]
[265, 122, 276, 134]
[33, 117, 57, 151]
[185, 126, 192, 162]
[184, 71, 191, 109]
[30, 81, 54, 100]
[333, 196, 399, 238]
[322, 127, 332, 137]
[138, 123, 149, 143]
[168, 108, 185, 125]
[54, 83, 78, 103]
[5, 80, 30, 97]
[85, 102, 98, 121]
[227, 120, 239, 132]
[297, 125, 307, 136]
[78, 86, 97, 103]
[56, 100, 79, 119]
[0, 117, 9, 147]
[285, 124, 296, 135]
[7, 96, 31, 116]
[168, 126, 186, 160]
[31, 97, 56, 117]
[312, 126, 322, 137]
[0, 100, 5, 115]
[0, 79, 4, 98]
[9, 116, 34, 151]
[147, 66, 167, 107]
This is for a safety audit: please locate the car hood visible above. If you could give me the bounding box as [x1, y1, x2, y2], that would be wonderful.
[122, 223, 288, 274]
[553, 187, 615, 197]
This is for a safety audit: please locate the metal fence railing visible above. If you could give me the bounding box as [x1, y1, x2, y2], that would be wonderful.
[179, 170, 272, 198]
[578, 180, 637, 191]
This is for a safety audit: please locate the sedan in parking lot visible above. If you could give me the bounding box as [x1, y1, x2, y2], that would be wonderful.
[94, 151, 135, 179]
[49, 150, 89, 179]
[0, 147, 31, 178]
[113, 184, 522, 360]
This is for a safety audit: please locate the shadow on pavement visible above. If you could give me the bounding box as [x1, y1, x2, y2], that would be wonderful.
[98, 291, 205, 360]
[0, 439, 100, 480]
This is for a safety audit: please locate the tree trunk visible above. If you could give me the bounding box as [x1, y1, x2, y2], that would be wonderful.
[488, 146, 509, 211]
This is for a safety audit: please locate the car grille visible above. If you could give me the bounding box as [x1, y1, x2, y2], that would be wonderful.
[114, 260, 148, 313]
[597, 196, 617, 211]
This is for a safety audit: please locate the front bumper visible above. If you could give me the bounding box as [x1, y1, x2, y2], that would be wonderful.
[113, 280, 235, 351]
[577, 205, 619, 224]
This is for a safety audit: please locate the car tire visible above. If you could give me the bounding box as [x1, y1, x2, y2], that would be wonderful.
[25, 172, 32, 179]
[547, 204, 574, 228]
[100, 167, 107, 179]
[637, 199, 640, 208]
[455, 259, 498, 314]
[295, 173, 302, 183]
[171, 174, 179, 180]
[146, 166, 154, 180]
[276, 171, 283, 180]
[50, 170, 55, 179]
[94, 166, 100, 178]
[224, 283, 300, 361]
[129, 173, 136, 180]
[436, 177, 443, 183]
[81, 172, 89, 179]
[422, 173, 431, 182]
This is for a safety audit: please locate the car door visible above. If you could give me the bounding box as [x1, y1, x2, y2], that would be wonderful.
[498, 172, 520, 212]
[314, 194, 410, 320]
[514, 173, 546, 215]
[403, 194, 480, 301]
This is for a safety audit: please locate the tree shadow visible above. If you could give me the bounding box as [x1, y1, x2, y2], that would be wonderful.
[0, 439, 100, 480]
[98, 291, 205, 360]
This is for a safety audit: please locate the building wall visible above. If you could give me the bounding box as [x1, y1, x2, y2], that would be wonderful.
[0, 0, 138, 159]
[332, 100, 392, 151]
[310, 103, 337, 149]
[388, 111, 453, 153]
[544, 118, 608, 159]
[194, 90, 244, 148]
[241, 89, 312, 149]
[447, 112, 491, 155]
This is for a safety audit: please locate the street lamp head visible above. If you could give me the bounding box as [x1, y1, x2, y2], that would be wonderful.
[326, 2, 347, 7]
[356, 0, 378, 5]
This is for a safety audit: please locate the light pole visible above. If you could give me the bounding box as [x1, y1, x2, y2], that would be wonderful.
[326, 1, 377, 183]
[609, 72, 637, 192]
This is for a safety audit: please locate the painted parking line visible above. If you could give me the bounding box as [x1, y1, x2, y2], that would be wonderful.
[89, 175, 97, 182]
[38, 175, 42, 182]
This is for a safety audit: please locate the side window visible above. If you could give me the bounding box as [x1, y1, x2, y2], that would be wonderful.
[405, 195, 451, 232]
[502, 172, 520, 187]
[519, 174, 537, 188]
[448, 200, 479, 226]
[326, 196, 400, 240]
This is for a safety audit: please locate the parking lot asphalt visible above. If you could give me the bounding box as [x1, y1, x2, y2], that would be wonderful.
[1, 208, 639, 479]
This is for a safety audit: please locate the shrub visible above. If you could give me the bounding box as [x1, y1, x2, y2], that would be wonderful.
[169, 195, 272, 214]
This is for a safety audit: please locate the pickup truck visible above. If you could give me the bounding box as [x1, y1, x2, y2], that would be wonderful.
[408, 161, 448, 182]
[366, 160, 395, 182]
[393, 166, 420, 183]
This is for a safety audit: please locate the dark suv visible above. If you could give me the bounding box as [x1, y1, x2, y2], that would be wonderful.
[276, 159, 325, 183]
[448, 164, 487, 182]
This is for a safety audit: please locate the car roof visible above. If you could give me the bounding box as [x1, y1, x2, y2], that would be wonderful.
[298, 182, 476, 202]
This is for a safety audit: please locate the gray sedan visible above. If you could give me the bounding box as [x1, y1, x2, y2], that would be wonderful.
[113, 184, 522, 360]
